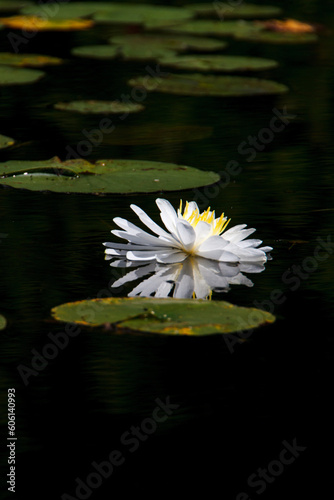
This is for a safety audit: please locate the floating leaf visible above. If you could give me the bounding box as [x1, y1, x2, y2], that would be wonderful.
[0, 52, 63, 67]
[51, 297, 275, 336]
[71, 45, 119, 60]
[128, 73, 289, 97]
[0, 15, 94, 31]
[92, 5, 193, 27]
[235, 25, 318, 44]
[153, 19, 256, 38]
[0, 1, 32, 12]
[109, 34, 228, 54]
[54, 100, 145, 115]
[186, 3, 282, 19]
[159, 54, 278, 73]
[0, 133, 15, 150]
[0, 65, 45, 85]
[0, 314, 6, 330]
[258, 18, 317, 33]
[0, 157, 220, 194]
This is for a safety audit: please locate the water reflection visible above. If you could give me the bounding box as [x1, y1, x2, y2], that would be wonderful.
[106, 254, 268, 298]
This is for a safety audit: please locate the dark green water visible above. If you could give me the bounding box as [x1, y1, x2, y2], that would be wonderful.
[1, 1, 333, 499]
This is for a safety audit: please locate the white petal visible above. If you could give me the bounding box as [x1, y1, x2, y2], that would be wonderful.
[130, 204, 176, 243]
[194, 221, 212, 246]
[223, 226, 256, 243]
[156, 250, 188, 264]
[175, 220, 196, 252]
[156, 198, 178, 235]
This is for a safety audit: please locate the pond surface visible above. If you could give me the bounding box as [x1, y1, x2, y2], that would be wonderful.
[1, 1, 333, 498]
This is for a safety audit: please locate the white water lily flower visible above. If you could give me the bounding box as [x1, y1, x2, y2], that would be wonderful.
[103, 198, 272, 264]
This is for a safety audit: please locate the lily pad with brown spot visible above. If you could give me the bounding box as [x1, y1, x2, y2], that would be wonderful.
[234, 26, 318, 44]
[128, 73, 289, 97]
[0, 52, 63, 67]
[54, 100, 145, 115]
[159, 54, 278, 73]
[51, 297, 275, 336]
[0, 157, 220, 194]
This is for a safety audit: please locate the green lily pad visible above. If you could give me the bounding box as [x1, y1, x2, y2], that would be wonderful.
[0, 133, 15, 150]
[0, 157, 220, 194]
[159, 54, 278, 73]
[92, 5, 193, 27]
[0, 1, 32, 12]
[71, 45, 119, 60]
[128, 73, 288, 97]
[0, 52, 63, 67]
[0, 314, 6, 330]
[153, 20, 256, 38]
[54, 100, 145, 115]
[20, 2, 102, 18]
[186, 2, 282, 19]
[51, 297, 275, 336]
[234, 27, 318, 44]
[0, 65, 45, 85]
[109, 34, 228, 54]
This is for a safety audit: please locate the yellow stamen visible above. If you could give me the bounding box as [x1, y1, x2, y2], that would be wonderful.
[179, 200, 230, 235]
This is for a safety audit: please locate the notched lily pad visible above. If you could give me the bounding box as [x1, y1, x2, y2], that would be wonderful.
[0, 157, 220, 194]
[0, 314, 6, 330]
[54, 100, 144, 115]
[0, 133, 15, 149]
[159, 54, 278, 73]
[0, 15, 94, 31]
[0, 65, 45, 85]
[128, 73, 288, 97]
[0, 52, 63, 67]
[51, 297, 275, 336]
[186, 3, 282, 19]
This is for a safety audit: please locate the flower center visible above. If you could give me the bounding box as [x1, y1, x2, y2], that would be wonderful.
[178, 200, 230, 236]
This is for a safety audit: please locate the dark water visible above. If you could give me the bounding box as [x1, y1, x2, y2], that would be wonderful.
[1, 1, 334, 499]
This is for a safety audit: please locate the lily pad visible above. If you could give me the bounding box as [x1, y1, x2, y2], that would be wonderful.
[0, 157, 220, 194]
[186, 3, 282, 19]
[153, 20, 256, 38]
[0, 314, 6, 330]
[159, 54, 278, 73]
[0, 15, 94, 31]
[0, 133, 15, 149]
[0, 65, 45, 85]
[51, 297, 275, 336]
[234, 26, 318, 44]
[54, 100, 145, 115]
[92, 5, 193, 27]
[0, 52, 63, 67]
[128, 73, 289, 97]
[0, 1, 32, 12]
[71, 45, 119, 60]
[109, 34, 228, 54]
